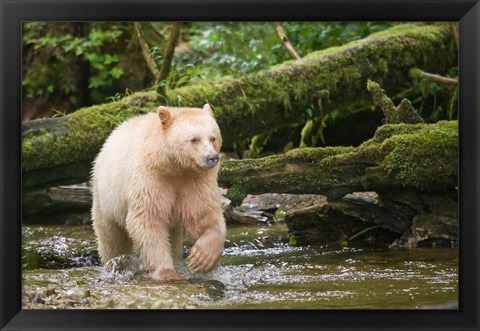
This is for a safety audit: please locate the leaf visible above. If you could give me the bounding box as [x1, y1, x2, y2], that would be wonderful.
[104, 54, 119, 65]
[76, 278, 86, 285]
[288, 234, 298, 246]
[330, 109, 340, 121]
[110, 67, 124, 79]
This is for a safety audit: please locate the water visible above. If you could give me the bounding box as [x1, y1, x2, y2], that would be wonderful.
[22, 224, 458, 309]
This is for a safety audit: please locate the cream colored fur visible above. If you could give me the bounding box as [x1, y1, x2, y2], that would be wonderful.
[91, 104, 226, 281]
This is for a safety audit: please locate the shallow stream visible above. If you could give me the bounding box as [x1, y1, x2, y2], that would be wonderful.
[22, 224, 457, 309]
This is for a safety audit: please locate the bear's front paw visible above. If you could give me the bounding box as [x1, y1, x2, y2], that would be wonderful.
[150, 268, 185, 281]
[188, 229, 224, 273]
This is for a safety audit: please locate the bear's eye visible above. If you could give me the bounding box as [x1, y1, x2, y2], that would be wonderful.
[210, 137, 216, 143]
[191, 137, 200, 143]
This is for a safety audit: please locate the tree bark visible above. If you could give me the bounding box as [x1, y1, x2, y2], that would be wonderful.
[156, 22, 182, 101]
[22, 23, 456, 191]
[133, 22, 160, 80]
[449, 22, 458, 51]
[273, 23, 301, 60]
[409, 68, 458, 86]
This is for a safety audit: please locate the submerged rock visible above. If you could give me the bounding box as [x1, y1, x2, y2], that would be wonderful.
[22, 225, 100, 270]
[62, 287, 91, 300]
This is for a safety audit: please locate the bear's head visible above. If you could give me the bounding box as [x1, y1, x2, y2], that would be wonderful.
[157, 104, 222, 171]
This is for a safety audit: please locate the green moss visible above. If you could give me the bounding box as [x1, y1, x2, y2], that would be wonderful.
[226, 184, 249, 207]
[23, 160, 92, 191]
[165, 23, 454, 147]
[22, 92, 159, 174]
[370, 123, 425, 143]
[248, 131, 272, 158]
[379, 121, 457, 190]
[367, 80, 424, 125]
[286, 146, 354, 163]
[361, 121, 457, 191]
[367, 80, 399, 123]
[396, 99, 424, 124]
[23, 23, 456, 190]
[219, 120, 457, 198]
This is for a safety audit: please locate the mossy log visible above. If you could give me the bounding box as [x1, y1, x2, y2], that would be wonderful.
[22, 23, 456, 191]
[219, 120, 458, 206]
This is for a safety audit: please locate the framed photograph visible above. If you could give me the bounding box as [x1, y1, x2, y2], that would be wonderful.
[1, 0, 479, 330]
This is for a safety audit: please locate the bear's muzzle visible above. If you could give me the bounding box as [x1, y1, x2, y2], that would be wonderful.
[203, 153, 219, 169]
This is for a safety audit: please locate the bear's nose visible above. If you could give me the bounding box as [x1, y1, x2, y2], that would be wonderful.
[207, 153, 219, 166]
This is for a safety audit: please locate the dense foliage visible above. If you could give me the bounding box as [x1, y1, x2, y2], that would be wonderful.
[22, 21, 457, 134]
[175, 22, 395, 81]
[22, 22, 395, 119]
[22, 22, 149, 119]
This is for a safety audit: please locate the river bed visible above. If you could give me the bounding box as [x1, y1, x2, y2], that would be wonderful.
[22, 223, 458, 309]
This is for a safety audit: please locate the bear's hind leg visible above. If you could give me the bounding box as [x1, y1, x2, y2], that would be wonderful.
[92, 205, 133, 262]
[170, 223, 184, 261]
[125, 209, 184, 282]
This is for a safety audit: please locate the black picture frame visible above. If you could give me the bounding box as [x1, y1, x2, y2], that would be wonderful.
[1, 0, 479, 330]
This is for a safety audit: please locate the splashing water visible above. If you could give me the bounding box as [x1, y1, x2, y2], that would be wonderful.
[22, 224, 457, 309]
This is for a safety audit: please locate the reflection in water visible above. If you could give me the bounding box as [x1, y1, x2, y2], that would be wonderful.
[22, 224, 457, 309]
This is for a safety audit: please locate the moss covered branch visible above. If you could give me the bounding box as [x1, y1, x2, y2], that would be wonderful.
[23, 23, 456, 190]
[367, 80, 424, 124]
[219, 120, 458, 206]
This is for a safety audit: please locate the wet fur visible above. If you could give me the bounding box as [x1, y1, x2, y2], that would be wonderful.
[91, 105, 226, 280]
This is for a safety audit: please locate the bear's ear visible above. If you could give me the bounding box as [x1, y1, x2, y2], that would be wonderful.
[203, 103, 214, 116]
[157, 106, 172, 128]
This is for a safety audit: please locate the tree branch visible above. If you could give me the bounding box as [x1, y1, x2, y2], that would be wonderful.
[274, 23, 301, 60]
[449, 22, 458, 52]
[409, 68, 458, 86]
[133, 22, 160, 80]
[367, 80, 424, 124]
[157, 22, 182, 101]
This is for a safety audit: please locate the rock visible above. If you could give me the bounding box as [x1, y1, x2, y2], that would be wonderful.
[224, 208, 271, 225]
[222, 192, 328, 225]
[22, 249, 100, 270]
[62, 287, 90, 300]
[33, 293, 45, 304]
[150, 300, 168, 309]
[390, 214, 458, 248]
[413, 214, 457, 241]
[23, 182, 92, 225]
[343, 191, 379, 205]
[102, 299, 115, 308]
[284, 190, 457, 248]
[241, 193, 327, 212]
[284, 204, 364, 246]
[44, 286, 56, 297]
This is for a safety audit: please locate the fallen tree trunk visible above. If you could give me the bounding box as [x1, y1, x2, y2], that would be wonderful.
[23, 23, 456, 191]
[219, 120, 458, 205]
[219, 120, 458, 248]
